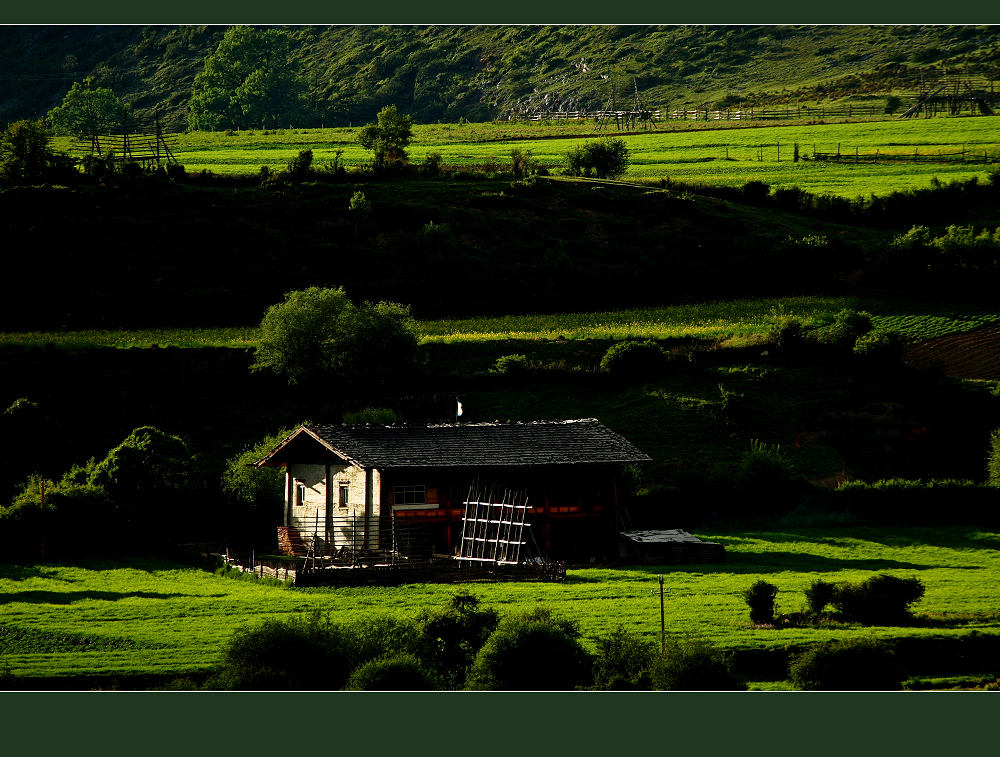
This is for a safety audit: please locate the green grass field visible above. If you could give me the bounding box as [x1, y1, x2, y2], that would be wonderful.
[4, 296, 999, 350]
[51, 116, 1000, 197]
[2, 527, 998, 682]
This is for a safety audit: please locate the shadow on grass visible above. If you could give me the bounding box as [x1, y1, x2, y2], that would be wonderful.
[0, 590, 223, 605]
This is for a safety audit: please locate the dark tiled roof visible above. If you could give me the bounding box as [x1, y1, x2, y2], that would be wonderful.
[265, 419, 650, 469]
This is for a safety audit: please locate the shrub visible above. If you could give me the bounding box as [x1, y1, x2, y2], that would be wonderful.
[211, 612, 356, 690]
[490, 353, 530, 376]
[564, 138, 630, 179]
[285, 148, 313, 179]
[0, 119, 54, 185]
[790, 638, 903, 690]
[599, 340, 669, 378]
[831, 575, 925, 625]
[349, 614, 421, 664]
[415, 594, 499, 689]
[347, 654, 439, 690]
[348, 190, 371, 219]
[592, 625, 656, 690]
[821, 308, 874, 349]
[804, 579, 837, 616]
[467, 607, 592, 690]
[742, 580, 778, 625]
[510, 148, 537, 177]
[650, 640, 745, 690]
[852, 329, 907, 365]
[741, 180, 771, 203]
[735, 439, 800, 507]
[988, 428, 1000, 486]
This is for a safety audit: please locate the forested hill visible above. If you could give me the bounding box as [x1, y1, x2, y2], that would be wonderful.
[2, 25, 1000, 131]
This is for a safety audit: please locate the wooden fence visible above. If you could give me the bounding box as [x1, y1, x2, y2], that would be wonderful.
[811, 145, 998, 165]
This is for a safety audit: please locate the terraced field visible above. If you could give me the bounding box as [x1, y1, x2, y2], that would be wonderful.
[906, 323, 1000, 380]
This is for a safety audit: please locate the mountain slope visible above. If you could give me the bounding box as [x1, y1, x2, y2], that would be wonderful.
[1, 25, 999, 131]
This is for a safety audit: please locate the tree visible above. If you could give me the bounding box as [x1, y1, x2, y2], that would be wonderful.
[252, 286, 419, 389]
[221, 427, 293, 514]
[0, 120, 54, 185]
[565, 138, 630, 179]
[189, 26, 306, 131]
[47, 80, 126, 138]
[357, 105, 413, 170]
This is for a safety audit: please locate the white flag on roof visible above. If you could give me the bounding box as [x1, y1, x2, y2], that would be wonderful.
[456, 399, 463, 418]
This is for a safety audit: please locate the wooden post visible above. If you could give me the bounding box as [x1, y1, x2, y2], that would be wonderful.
[658, 575, 666, 654]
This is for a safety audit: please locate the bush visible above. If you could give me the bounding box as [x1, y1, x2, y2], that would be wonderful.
[600, 340, 669, 378]
[211, 612, 356, 690]
[285, 149, 313, 179]
[790, 638, 903, 690]
[804, 579, 837, 616]
[831, 574, 925, 625]
[490, 353, 530, 376]
[852, 329, 907, 365]
[510, 148, 537, 178]
[346, 654, 439, 690]
[989, 428, 1000, 486]
[350, 614, 421, 664]
[415, 594, 499, 689]
[741, 180, 771, 203]
[564, 138, 630, 179]
[735, 439, 801, 507]
[821, 308, 874, 348]
[650, 640, 745, 690]
[343, 407, 399, 425]
[467, 607, 592, 690]
[742, 580, 778, 625]
[0, 120, 54, 185]
[592, 625, 656, 690]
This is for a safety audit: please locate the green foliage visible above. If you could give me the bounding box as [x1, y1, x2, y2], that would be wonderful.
[220, 427, 293, 515]
[592, 625, 656, 690]
[830, 574, 926, 625]
[285, 149, 313, 179]
[343, 407, 399, 425]
[346, 654, 439, 691]
[564, 138, 630, 179]
[0, 120, 54, 185]
[821, 308, 875, 348]
[47, 80, 125, 138]
[789, 638, 903, 690]
[599, 340, 669, 378]
[988, 429, 1000, 487]
[489, 353, 530, 376]
[415, 594, 499, 689]
[349, 614, 421, 664]
[510, 147, 537, 178]
[852, 329, 907, 364]
[357, 105, 413, 170]
[804, 579, 837, 616]
[650, 639, 745, 691]
[742, 580, 778, 625]
[467, 607, 592, 690]
[348, 190, 372, 220]
[87, 426, 194, 513]
[252, 286, 419, 389]
[211, 611, 356, 690]
[189, 27, 306, 131]
[735, 439, 800, 505]
[885, 95, 903, 114]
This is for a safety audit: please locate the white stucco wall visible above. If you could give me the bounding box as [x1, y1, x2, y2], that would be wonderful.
[286, 462, 380, 551]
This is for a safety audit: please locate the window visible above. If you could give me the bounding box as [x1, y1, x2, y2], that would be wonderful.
[339, 485, 349, 508]
[393, 484, 426, 506]
[295, 482, 306, 507]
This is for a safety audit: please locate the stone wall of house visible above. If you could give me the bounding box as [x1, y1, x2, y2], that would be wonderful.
[286, 462, 381, 551]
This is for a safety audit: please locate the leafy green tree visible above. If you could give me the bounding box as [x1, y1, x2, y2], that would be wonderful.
[357, 105, 413, 170]
[221, 427, 294, 516]
[252, 286, 419, 389]
[47, 80, 126, 138]
[87, 426, 194, 514]
[0, 120, 54, 184]
[189, 27, 306, 131]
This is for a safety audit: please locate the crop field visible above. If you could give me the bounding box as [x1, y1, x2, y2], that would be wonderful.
[2, 527, 999, 683]
[4, 297, 1000, 351]
[51, 116, 1000, 197]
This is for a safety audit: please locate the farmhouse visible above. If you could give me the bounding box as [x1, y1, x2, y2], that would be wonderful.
[255, 419, 651, 561]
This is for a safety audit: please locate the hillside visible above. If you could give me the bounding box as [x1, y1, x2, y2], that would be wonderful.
[2, 25, 1000, 131]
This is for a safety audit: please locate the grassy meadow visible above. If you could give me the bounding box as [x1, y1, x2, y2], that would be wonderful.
[4, 296, 999, 350]
[2, 527, 998, 683]
[50, 115, 1000, 197]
